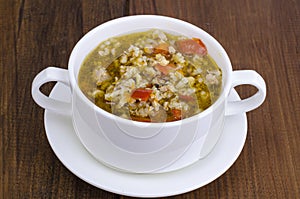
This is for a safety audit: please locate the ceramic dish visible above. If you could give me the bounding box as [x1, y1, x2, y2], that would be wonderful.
[44, 82, 247, 197]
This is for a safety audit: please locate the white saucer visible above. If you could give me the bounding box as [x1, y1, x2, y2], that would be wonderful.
[44, 83, 247, 198]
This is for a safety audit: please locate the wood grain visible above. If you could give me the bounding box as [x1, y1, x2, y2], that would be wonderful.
[1, 0, 299, 198]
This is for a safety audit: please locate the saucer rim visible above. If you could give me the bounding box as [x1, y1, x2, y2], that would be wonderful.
[44, 83, 247, 198]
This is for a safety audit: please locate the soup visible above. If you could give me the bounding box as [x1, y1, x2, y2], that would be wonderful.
[78, 29, 222, 122]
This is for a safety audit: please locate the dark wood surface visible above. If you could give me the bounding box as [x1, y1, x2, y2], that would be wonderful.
[1, 0, 299, 198]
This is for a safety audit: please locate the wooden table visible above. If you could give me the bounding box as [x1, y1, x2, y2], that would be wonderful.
[1, 0, 299, 198]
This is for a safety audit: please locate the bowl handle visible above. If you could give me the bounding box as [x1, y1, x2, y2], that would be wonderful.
[31, 67, 72, 115]
[225, 70, 266, 116]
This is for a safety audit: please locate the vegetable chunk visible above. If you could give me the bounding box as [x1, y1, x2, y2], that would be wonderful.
[131, 88, 153, 101]
[176, 38, 207, 56]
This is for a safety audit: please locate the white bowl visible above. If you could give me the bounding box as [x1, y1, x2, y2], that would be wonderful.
[32, 15, 266, 173]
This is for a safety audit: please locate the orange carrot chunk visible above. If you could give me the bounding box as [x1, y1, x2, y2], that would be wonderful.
[171, 109, 182, 120]
[153, 43, 170, 55]
[154, 63, 175, 75]
[131, 88, 153, 101]
[176, 38, 207, 56]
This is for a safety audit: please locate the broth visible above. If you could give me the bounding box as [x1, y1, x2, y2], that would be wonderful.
[78, 29, 222, 122]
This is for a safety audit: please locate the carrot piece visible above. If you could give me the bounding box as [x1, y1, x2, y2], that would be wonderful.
[171, 109, 182, 120]
[176, 38, 207, 56]
[192, 38, 207, 55]
[131, 88, 152, 101]
[153, 43, 169, 55]
[154, 63, 175, 75]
